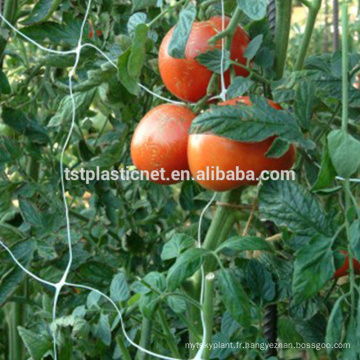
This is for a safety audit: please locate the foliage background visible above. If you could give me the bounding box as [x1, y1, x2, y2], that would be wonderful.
[0, 0, 359, 359]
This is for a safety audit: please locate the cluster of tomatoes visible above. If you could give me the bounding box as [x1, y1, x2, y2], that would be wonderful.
[131, 16, 296, 192]
[130, 16, 360, 278]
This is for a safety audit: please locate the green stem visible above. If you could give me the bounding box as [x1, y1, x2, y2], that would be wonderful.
[231, 60, 270, 85]
[294, 0, 322, 71]
[116, 335, 132, 360]
[341, 3, 356, 323]
[208, 7, 242, 48]
[274, 0, 293, 79]
[202, 273, 215, 360]
[135, 318, 152, 360]
[147, 0, 187, 28]
[157, 309, 181, 358]
[184, 188, 243, 356]
[0, 0, 18, 62]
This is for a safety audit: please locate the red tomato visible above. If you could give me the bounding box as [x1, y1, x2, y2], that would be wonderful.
[187, 96, 296, 191]
[333, 250, 360, 278]
[159, 16, 250, 103]
[131, 104, 196, 185]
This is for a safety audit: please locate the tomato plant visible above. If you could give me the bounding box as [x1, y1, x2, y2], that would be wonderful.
[0, 0, 359, 360]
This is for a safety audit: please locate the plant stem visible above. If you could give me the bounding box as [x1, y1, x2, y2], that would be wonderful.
[147, 0, 187, 28]
[116, 335, 132, 360]
[294, 0, 322, 71]
[0, 0, 18, 63]
[274, 0, 293, 79]
[208, 6, 242, 48]
[157, 309, 181, 358]
[341, 3, 356, 322]
[202, 273, 215, 359]
[135, 317, 152, 360]
[231, 60, 270, 85]
[184, 188, 243, 357]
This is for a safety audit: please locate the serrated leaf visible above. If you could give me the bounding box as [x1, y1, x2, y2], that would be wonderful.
[110, 273, 130, 302]
[167, 248, 209, 291]
[227, 77, 254, 99]
[246, 259, 275, 302]
[190, 96, 315, 150]
[328, 129, 360, 178]
[133, 272, 166, 295]
[128, 23, 148, 78]
[0, 70, 11, 94]
[325, 296, 343, 347]
[311, 148, 336, 191]
[2, 107, 49, 144]
[48, 89, 97, 127]
[237, 0, 268, 20]
[96, 314, 112, 346]
[265, 138, 290, 158]
[259, 180, 332, 238]
[19, 198, 45, 228]
[294, 81, 315, 130]
[132, 0, 158, 12]
[22, 0, 62, 25]
[117, 48, 140, 95]
[196, 49, 230, 74]
[292, 235, 334, 303]
[0, 240, 35, 306]
[168, 2, 196, 59]
[0, 223, 27, 242]
[127, 13, 147, 37]
[18, 327, 52, 360]
[218, 269, 251, 327]
[244, 35, 263, 62]
[217, 236, 274, 253]
[161, 233, 195, 260]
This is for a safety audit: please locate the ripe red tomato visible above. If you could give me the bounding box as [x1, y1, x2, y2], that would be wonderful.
[333, 250, 360, 278]
[159, 16, 249, 103]
[187, 96, 296, 191]
[131, 104, 196, 185]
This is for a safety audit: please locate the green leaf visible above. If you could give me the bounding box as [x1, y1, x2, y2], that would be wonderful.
[127, 13, 147, 37]
[311, 147, 336, 191]
[327, 129, 360, 178]
[294, 81, 315, 130]
[227, 77, 254, 99]
[0, 223, 27, 242]
[265, 137, 290, 158]
[196, 49, 230, 74]
[292, 235, 335, 303]
[23, 0, 62, 25]
[244, 35, 263, 62]
[21, 16, 82, 47]
[0, 70, 11, 94]
[167, 294, 187, 314]
[110, 273, 130, 302]
[133, 272, 166, 295]
[217, 236, 274, 253]
[343, 319, 360, 359]
[168, 2, 196, 59]
[246, 259, 275, 302]
[237, 0, 268, 20]
[19, 198, 45, 227]
[350, 220, 360, 262]
[18, 327, 52, 360]
[190, 96, 315, 150]
[0, 240, 36, 306]
[132, 0, 158, 12]
[2, 107, 49, 144]
[161, 233, 195, 260]
[325, 296, 343, 347]
[96, 314, 112, 346]
[331, 50, 342, 77]
[218, 269, 251, 327]
[48, 89, 97, 127]
[117, 48, 140, 95]
[128, 23, 148, 79]
[259, 180, 332, 238]
[167, 248, 209, 291]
